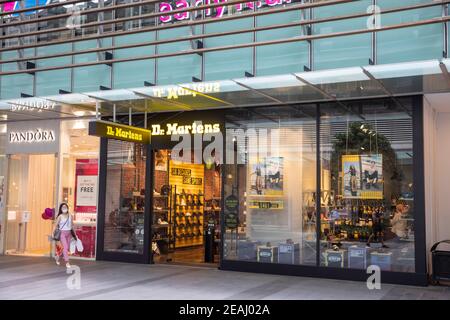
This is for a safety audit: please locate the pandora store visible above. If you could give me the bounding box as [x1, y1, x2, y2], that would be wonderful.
[93, 96, 427, 286]
[0, 119, 99, 259]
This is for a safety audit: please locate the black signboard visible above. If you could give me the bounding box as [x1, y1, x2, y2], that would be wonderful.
[225, 195, 238, 212]
[224, 212, 238, 229]
[89, 120, 151, 144]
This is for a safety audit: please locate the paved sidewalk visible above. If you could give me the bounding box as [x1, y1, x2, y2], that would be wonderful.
[0, 255, 449, 300]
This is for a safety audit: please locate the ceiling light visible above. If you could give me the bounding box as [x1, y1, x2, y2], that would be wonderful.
[72, 120, 86, 130]
[73, 111, 86, 117]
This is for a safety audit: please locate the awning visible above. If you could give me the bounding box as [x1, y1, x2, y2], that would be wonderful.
[1, 58, 450, 122]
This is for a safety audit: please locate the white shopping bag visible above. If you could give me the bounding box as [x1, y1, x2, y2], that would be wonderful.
[70, 239, 77, 254]
[76, 238, 84, 253]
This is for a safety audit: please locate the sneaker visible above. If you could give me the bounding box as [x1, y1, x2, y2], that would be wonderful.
[55, 256, 60, 266]
[66, 263, 71, 269]
[157, 218, 168, 225]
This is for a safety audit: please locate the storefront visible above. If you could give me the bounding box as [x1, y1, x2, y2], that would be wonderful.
[0, 118, 100, 259]
[92, 96, 427, 286]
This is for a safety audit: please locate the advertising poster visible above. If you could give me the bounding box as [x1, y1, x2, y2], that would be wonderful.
[75, 159, 98, 213]
[250, 157, 284, 196]
[342, 155, 361, 199]
[361, 154, 383, 199]
[342, 154, 383, 199]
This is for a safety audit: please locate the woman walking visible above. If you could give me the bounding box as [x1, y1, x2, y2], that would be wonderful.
[52, 203, 74, 269]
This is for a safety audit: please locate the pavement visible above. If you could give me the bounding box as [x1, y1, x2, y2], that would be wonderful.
[0, 255, 449, 300]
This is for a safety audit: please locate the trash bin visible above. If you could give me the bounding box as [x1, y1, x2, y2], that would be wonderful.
[430, 240, 450, 284]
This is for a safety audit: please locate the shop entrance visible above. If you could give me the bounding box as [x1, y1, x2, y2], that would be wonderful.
[152, 149, 221, 266]
[5, 154, 56, 256]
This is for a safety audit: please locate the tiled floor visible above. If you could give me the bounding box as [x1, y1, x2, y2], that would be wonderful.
[0, 255, 449, 300]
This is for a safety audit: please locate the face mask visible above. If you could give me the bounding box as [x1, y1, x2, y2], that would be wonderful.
[62, 208, 68, 214]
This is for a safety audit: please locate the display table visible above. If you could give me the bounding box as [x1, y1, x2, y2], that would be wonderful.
[370, 251, 392, 271]
[324, 249, 346, 268]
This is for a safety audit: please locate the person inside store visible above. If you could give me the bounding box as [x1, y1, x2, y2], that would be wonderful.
[366, 207, 388, 248]
[391, 203, 409, 239]
[328, 207, 340, 234]
[346, 165, 358, 196]
[52, 203, 75, 269]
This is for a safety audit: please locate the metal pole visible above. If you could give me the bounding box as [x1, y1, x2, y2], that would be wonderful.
[129, 107, 132, 126]
[95, 101, 100, 119]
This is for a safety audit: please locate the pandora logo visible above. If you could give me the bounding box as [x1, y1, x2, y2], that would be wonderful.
[9, 129, 56, 143]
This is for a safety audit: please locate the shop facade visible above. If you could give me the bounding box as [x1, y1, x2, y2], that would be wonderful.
[0, 118, 100, 259]
[86, 96, 427, 285]
[1, 0, 450, 286]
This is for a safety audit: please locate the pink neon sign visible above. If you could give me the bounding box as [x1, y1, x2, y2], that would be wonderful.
[159, 0, 292, 23]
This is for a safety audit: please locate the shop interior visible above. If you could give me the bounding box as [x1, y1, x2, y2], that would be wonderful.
[222, 100, 416, 273]
[5, 154, 56, 256]
[103, 140, 221, 265]
[152, 149, 221, 265]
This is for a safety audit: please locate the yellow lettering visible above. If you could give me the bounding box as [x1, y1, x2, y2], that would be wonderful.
[106, 126, 114, 136]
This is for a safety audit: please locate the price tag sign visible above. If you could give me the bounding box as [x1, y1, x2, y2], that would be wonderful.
[21, 211, 31, 223]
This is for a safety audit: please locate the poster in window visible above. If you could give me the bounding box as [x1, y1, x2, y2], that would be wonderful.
[360, 154, 383, 199]
[342, 154, 383, 199]
[342, 155, 362, 199]
[75, 159, 98, 213]
[250, 157, 284, 196]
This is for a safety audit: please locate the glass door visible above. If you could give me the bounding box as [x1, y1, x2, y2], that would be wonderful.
[5, 154, 56, 256]
[152, 149, 221, 265]
[100, 139, 150, 263]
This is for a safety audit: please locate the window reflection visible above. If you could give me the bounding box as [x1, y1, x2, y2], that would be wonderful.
[104, 140, 147, 254]
[223, 105, 317, 265]
[320, 98, 415, 272]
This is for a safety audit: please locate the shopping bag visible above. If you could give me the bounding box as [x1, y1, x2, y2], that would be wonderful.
[55, 244, 63, 257]
[76, 238, 84, 253]
[70, 239, 77, 254]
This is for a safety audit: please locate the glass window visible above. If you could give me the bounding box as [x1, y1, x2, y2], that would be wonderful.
[113, 32, 156, 88]
[156, 27, 202, 84]
[73, 39, 112, 92]
[204, 18, 253, 80]
[35, 44, 72, 96]
[223, 105, 317, 266]
[0, 50, 35, 99]
[104, 140, 147, 254]
[60, 120, 100, 259]
[320, 98, 415, 272]
[313, 0, 372, 70]
[256, 10, 309, 75]
[377, 2, 443, 64]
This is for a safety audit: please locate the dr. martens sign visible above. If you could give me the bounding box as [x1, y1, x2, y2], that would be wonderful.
[89, 120, 151, 144]
[151, 122, 221, 136]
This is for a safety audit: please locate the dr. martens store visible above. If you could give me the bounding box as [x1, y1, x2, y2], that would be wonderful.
[92, 96, 427, 286]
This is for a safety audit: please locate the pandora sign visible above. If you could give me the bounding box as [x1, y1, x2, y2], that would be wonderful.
[159, 0, 292, 23]
[9, 129, 56, 144]
[6, 120, 60, 155]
